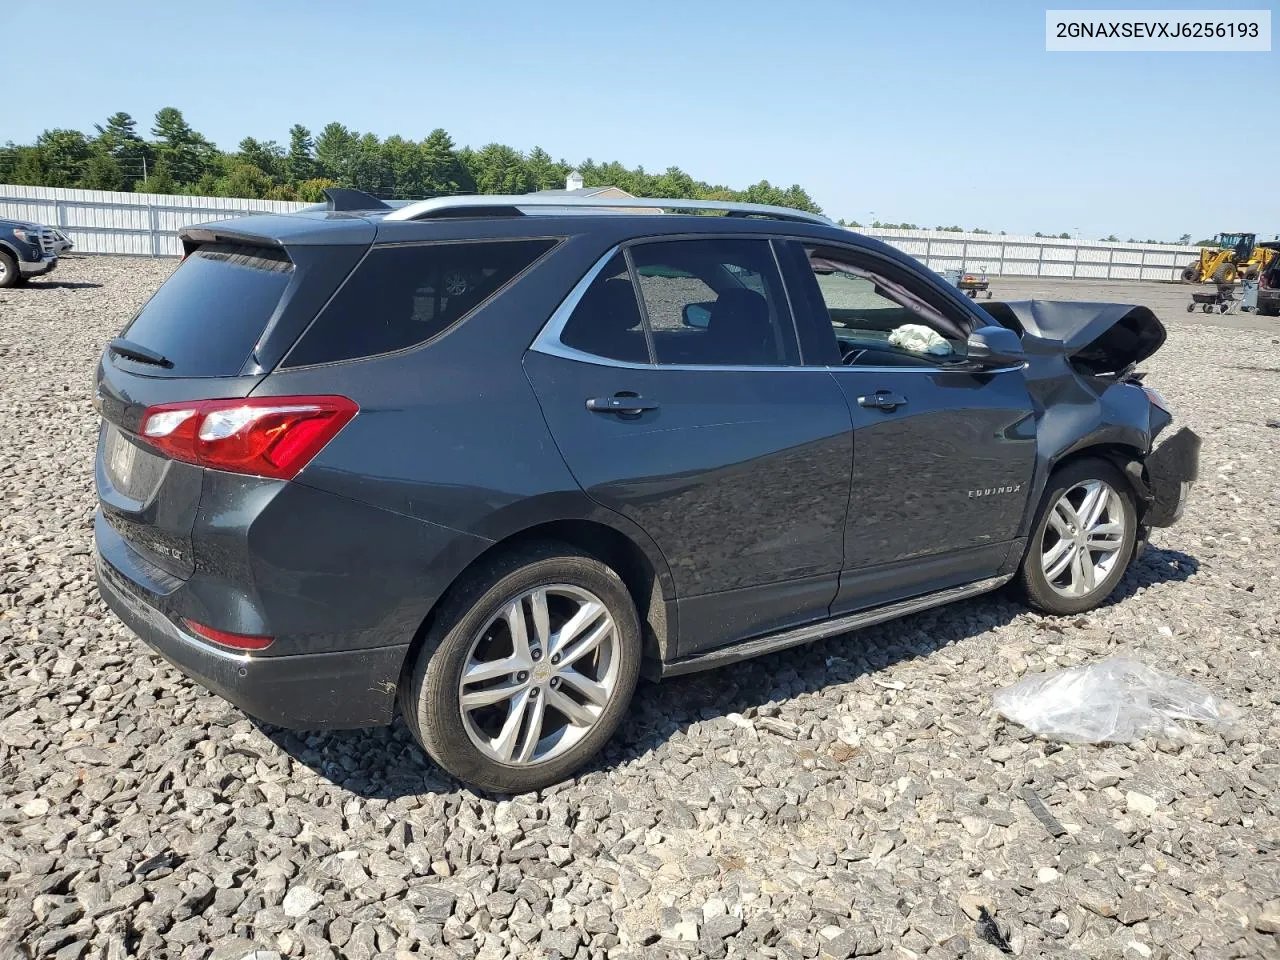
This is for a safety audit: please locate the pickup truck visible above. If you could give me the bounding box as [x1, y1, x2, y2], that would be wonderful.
[0, 218, 59, 287]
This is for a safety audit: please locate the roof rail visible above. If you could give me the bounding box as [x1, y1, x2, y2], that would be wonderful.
[383, 194, 833, 226]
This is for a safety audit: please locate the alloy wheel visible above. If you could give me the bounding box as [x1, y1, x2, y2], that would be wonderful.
[1040, 480, 1127, 598]
[458, 584, 619, 766]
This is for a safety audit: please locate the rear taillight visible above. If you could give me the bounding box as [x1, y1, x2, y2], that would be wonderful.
[184, 619, 274, 651]
[138, 395, 357, 480]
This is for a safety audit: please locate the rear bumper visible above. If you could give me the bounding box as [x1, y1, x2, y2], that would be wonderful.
[95, 527, 406, 730]
[1143, 427, 1200, 527]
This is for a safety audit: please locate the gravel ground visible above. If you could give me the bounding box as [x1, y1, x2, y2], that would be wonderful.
[1, 258, 1278, 960]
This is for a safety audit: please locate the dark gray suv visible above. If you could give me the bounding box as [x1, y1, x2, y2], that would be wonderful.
[94, 192, 1198, 791]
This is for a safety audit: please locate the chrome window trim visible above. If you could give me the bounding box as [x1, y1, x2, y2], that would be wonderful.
[531, 242, 626, 356]
[529, 244, 1026, 376]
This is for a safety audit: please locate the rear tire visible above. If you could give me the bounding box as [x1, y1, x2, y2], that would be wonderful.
[1018, 459, 1137, 616]
[0, 251, 18, 289]
[1212, 262, 1236, 284]
[399, 543, 642, 793]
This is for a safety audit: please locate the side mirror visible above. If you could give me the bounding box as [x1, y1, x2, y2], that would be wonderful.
[966, 325, 1025, 367]
[682, 302, 713, 328]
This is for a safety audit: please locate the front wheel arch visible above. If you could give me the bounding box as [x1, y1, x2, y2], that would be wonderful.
[1018, 457, 1139, 614]
[1043, 442, 1151, 523]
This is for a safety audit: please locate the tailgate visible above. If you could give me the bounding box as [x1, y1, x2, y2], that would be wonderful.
[95, 363, 270, 582]
[93, 237, 363, 580]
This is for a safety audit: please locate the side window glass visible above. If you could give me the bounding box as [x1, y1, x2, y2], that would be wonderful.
[629, 239, 799, 366]
[285, 239, 556, 367]
[559, 253, 650, 363]
[806, 247, 968, 367]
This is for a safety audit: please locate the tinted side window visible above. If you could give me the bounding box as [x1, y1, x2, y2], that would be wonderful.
[629, 239, 799, 366]
[284, 239, 556, 367]
[119, 243, 293, 378]
[559, 253, 650, 363]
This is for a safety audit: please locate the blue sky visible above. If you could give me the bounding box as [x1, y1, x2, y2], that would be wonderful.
[6, 0, 1276, 240]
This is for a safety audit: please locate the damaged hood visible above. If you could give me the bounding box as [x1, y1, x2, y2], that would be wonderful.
[979, 299, 1167, 374]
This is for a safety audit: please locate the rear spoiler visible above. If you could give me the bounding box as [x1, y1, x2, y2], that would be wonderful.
[178, 227, 286, 259]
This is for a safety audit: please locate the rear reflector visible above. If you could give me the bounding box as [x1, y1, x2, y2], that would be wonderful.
[184, 619, 274, 651]
[138, 395, 357, 480]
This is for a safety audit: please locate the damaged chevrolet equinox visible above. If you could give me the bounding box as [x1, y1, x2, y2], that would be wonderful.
[94, 192, 1199, 791]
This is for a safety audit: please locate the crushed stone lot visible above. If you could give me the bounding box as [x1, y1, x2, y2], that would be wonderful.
[1, 257, 1278, 960]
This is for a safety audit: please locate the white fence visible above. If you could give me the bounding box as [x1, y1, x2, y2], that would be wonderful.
[0, 184, 306, 257]
[0, 183, 1202, 281]
[864, 227, 1202, 283]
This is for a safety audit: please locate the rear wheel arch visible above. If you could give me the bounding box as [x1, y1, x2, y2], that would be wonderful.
[401, 517, 675, 690]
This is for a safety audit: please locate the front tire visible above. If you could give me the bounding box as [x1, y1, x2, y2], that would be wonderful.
[400, 543, 642, 792]
[1019, 459, 1137, 615]
[0, 251, 18, 289]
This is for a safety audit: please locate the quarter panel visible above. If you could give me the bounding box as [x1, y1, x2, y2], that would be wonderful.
[255, 267, 593, 537]
[190, 475, 491, 655]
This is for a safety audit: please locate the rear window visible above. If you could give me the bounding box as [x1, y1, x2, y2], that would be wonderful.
[119, 244, 293, 377]
[283, 238, 557, 367]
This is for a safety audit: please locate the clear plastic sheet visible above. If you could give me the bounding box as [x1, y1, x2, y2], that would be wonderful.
[992, 657, 1242, 743]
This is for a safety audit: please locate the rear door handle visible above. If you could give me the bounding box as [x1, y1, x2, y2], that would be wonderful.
[858, 391, 907, 411]
[586, 393, 660, 416]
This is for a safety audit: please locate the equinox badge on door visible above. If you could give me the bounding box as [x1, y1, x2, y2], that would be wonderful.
[968, 484, 1023, 499]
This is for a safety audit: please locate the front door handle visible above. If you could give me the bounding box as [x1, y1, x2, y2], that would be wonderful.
[586, 393, 660, 416]
[858, 391, 907, 412]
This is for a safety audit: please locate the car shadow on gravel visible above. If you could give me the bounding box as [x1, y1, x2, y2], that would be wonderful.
[260, 545, 1199, 799]
[21, 280, 105, 289]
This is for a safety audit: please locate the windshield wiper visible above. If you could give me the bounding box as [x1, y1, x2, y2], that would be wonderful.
[107, 338, 173, 368]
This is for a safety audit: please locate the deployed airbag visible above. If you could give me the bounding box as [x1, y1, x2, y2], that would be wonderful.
[888, 323, 953, 356]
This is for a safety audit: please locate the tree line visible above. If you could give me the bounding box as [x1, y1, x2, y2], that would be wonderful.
[0, 108, 821, 213]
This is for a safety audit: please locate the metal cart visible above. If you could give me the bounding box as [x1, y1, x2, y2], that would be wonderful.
[1187, 283, 1239, 314]
[943, 268, 993, 299]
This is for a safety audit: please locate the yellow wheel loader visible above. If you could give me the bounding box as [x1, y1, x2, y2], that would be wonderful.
[1180, 233, 1276, 284]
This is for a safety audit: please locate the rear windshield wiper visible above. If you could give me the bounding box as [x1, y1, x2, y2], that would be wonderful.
[107, 337, 173, 368]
